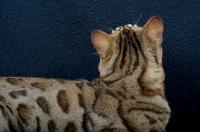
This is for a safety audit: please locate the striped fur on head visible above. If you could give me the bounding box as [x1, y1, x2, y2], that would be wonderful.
[92, 16, 164, 85]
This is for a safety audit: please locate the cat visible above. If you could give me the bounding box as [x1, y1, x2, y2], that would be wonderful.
[0, 16, 170, 132]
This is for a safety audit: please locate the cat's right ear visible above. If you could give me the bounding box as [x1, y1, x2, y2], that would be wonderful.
[91, 30, 113, 56]
[142, 16, 163, 43]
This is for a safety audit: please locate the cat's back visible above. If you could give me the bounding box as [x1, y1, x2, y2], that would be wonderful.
[0, 77, 89, 90]
[0, 77, 96, 132]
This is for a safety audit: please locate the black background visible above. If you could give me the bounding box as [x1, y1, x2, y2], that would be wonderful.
[0, 0, 200, 131]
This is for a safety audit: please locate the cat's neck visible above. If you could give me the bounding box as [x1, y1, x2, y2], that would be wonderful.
[95, 64, 165, 99]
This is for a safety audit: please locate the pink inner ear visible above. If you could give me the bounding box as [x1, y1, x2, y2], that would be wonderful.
[149, 17, 163, 29]
[143, 16, 163, 40]
[91, 30, 111, 55]
[150, 17, 163, 37]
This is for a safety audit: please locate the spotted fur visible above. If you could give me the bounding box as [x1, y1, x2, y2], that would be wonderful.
[0, 16, 170, 132]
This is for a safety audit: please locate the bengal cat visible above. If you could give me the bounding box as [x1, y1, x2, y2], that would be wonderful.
[0, 16, 170, 132]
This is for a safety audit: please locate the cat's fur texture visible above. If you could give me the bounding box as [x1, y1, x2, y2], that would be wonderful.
[0, 16, 170, 132]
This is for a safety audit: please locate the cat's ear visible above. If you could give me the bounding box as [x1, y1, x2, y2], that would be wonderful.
[91, 30, 113, 56]
[142, 16, 163, 64]
[142, 16, 163, 43]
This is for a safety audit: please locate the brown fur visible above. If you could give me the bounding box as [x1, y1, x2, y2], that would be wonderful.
[0, 16, 170, 132]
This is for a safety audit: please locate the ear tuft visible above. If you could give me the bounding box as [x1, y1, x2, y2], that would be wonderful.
[91, 30, 113, 55]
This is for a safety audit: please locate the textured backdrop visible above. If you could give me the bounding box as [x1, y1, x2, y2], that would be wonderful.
[0, 0, 200, 131]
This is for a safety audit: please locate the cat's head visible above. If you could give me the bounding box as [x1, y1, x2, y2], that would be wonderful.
[91, 16, 164, 83]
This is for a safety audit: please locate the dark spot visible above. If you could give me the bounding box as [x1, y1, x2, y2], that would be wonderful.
[121, 84, 127, 92]
[6, 78, 23, 85]
[8, 120, 19, 132]
[82, 113, 90, 131]
[92, 78, 100, 85]
[120, 38, 127, 69]
[54, 78, 66, 84]
[64, 122, 77, 132]
[57, 90, 69, 113]
[131, 96, 136, 99]
[132, 32, 146, 61]
[48, 120, 56, 132]
[0, 105, 7, 118]
[78, 93, 84, 108]
[36, 117, 41, 132]
[144, 114, 157, 124]
[0, 94, 6, 102]
[98, 113, 108, 118]
[101, 128, 121, 132]
[92, 92, 98, 111]
[17, 120, 25, 132]
[78, 93, 94, 131]
[92, 92, 108, 118]
[31, 82, 46, 91]
[150, 127, 159, 132]
[75, 82, 84, 89]
[17, 103, 32, 125]
[87, 82, 93, 87]
[9, 90, 27, 99]
[36, 97, 50, 115]
[6, 105, 13, 114]
[158, 117, 164, 123]
[105, 89, 114, 96]
[116, 91, 126, 99]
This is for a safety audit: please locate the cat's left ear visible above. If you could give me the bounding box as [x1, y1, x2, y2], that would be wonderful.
[142, 16, 163, 43]
[91, 30, 114, 56]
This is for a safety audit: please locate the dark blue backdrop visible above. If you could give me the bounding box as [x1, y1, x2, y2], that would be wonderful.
[0, 0, 200, 131]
